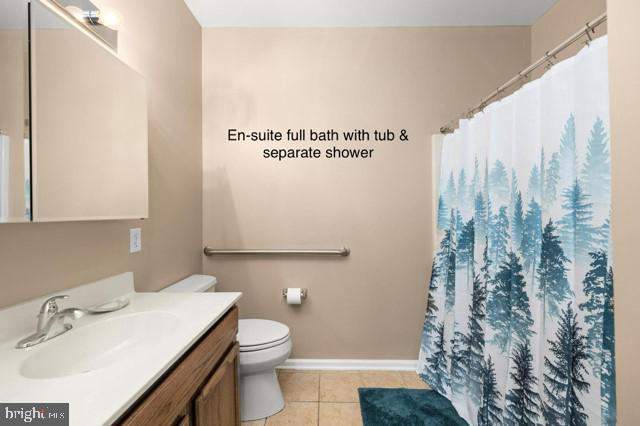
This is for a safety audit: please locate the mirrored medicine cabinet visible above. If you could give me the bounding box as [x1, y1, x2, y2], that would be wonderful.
[0, 0, 148, 223]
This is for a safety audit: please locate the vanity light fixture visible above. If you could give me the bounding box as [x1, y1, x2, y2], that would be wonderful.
[65, 6, 122, 30]
[40, 0, 116, 54]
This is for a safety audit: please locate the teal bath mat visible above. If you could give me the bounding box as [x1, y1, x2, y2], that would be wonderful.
[358, 388, 468, 426]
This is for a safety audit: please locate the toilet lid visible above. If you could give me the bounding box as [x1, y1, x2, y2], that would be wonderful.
[238, 319, 290, 349]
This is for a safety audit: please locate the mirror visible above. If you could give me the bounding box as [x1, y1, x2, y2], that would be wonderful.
[0, 0, 31, 223]
[31, 0, 148, 221]
[54, 0, 119, 51]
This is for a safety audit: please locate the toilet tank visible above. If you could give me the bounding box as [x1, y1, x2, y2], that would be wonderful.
[160, 274, 217, 293]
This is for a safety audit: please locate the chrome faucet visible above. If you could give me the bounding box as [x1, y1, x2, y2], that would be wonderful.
[16, 295, 86, 349]
[36, 295, 68, 332]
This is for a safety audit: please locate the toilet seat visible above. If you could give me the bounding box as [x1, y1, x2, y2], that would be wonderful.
[239, 319, 290, 352]
[240, 334, 290, 352]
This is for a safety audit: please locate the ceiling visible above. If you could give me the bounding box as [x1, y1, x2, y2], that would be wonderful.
[184, 0, 559, 28]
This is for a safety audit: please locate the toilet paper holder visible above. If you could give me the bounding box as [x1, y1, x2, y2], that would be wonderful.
[282, 288, 308, 299]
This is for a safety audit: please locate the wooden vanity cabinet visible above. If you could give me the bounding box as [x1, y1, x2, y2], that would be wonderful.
[194, 343, 240, 426]
[118, 306, 240, 426]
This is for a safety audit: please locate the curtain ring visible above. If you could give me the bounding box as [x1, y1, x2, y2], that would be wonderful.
[544, 52, 555, 69]
[584, 22, 594, 45]
[518, 72, 530, 85]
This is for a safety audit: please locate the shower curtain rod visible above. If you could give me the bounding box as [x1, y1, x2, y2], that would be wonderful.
[439, 12, 607, 134]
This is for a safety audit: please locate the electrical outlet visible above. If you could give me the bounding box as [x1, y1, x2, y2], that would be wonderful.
[129, 228, 142, 253]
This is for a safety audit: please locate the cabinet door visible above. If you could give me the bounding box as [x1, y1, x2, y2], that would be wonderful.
[195, 343, 240, 426]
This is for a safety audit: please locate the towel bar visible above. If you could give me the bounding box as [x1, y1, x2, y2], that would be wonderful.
[203, 247, 350, 257]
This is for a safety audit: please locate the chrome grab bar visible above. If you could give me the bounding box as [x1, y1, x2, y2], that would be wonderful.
[203, 247, 350, 257]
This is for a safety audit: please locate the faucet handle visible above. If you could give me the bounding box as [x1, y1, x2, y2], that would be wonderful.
[39, 295, 69, 315]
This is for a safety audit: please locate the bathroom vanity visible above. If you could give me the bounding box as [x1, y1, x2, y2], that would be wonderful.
[0, 273, 242, 426]
[119, 306, 240, 426]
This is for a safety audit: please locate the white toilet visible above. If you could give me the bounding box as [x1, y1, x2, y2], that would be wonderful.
[238, 319, 291, 421]
[161, 275, 292, 422]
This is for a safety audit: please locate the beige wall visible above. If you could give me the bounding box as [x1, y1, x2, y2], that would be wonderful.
[0, 0, 202, 308]
[202, 27, 530, 358]
[531, 0, 607, 61]
[608, 1, 640, 423]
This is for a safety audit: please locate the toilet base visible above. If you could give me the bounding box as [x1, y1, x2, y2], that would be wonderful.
[240, 369, 285, 421]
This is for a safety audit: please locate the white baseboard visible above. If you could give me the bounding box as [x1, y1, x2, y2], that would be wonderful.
[278, 359, 418, 371]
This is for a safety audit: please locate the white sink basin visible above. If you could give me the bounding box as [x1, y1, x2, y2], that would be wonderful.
[20, 311, 180, 379]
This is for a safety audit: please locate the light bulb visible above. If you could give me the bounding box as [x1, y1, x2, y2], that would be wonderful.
[65, 5, 84, 21]
[98, 8, 122, 30]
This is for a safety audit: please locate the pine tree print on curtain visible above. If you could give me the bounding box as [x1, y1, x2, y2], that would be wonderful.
[466, 246, 489, 406]
[477, 356, 502, 426]
[418, 36, 615, 425]
[505, 341, 541, 426]
[543, 304, 590, 426]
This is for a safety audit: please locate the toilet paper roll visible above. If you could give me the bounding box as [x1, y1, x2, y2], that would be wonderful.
[286, 288, 303, 305]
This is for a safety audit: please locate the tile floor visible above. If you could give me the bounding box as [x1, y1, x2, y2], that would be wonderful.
[241, 370, 430, 426]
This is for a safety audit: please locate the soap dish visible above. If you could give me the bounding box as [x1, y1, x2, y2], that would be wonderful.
[87, 298, 130, 314]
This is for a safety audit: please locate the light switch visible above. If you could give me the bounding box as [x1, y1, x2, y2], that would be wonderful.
[130, 228, 142, 253]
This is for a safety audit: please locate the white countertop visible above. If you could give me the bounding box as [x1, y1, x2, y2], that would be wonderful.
[0, 275, 241, 426]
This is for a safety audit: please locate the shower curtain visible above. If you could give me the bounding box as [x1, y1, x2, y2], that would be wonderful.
[418, 36, 615, 426]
